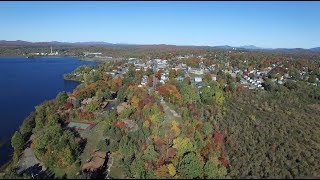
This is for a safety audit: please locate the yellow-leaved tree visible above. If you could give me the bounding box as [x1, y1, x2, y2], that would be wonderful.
[171, 120, 180, 137]
[167, 163, 176, 176]
[172, 137, 195, 157]
[131, 95, 140, 109]
[154, 165, 170, 178]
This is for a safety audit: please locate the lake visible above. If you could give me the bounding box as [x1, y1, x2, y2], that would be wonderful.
[0, 56, 96, 166]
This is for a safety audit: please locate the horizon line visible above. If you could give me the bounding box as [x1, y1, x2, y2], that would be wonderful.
[0, 39, 319, 50]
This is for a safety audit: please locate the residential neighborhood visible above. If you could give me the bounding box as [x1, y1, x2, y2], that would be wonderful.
[67, 51, 320, 94]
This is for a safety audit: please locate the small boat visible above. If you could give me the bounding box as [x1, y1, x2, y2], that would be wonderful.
[27, 55, 35, 59]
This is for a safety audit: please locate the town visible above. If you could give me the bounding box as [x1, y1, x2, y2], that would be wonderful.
[66, 50, 320, 92]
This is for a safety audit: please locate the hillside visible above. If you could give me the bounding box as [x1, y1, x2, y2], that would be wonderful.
[2, 49, 320, 179]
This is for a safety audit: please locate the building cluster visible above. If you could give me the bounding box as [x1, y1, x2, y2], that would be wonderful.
[102, 56, 282, 90]
[29, 46, 59, 56]
[77, 53, 320, 91]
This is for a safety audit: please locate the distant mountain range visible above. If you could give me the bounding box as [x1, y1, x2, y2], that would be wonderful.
[211, 45, 263, 50]
[310, 47, 320, 51]
[238, 45, 264, 50]
[0, 40, 115, 46]
[0, 40, 319, 52]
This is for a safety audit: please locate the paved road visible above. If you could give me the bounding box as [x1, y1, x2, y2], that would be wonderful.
[16, 137, 48, 178]
[16, 148, 41, 174]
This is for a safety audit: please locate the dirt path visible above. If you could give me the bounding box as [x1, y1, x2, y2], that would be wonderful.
[161, 99, 181, 122]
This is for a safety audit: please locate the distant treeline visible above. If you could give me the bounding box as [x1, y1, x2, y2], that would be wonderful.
[1, 45, 320, 60]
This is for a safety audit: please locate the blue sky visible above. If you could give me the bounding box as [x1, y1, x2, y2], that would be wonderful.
[0, 1, 319, 48]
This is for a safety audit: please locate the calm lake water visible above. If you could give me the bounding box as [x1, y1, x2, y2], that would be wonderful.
[0, 56, 96, 166]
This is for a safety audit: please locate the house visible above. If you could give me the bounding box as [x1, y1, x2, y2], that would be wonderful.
[284, 73, 290, 79]
[106, 72, 115, 76]
[82, 150, 108, 173]
[161, 74, 168, 81]
[66, 96, 77, 105]
[81, 98, 94, 105]
[212, 76, 217, 81]
[117, 102, 129, 114]
[194, 77, 202, 83]
[256, 71, 262, 76]
[176, 76, 184, 81]
[101, 102, 108, 109]
[240, 79, 246, 84]
[189, 68, 204, 75]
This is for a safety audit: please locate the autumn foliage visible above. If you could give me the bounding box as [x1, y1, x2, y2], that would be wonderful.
[187, 103, 199, 118]
[64, 101, 73, 110]
[113, 120, 125, 129]
[147, 76, 153, 87]
[76, 111, 94, 120]
[219, 156, 229, 167]
[157, 84, 182, 105]
[73, 83, 97, 99]
[111, 77, 123, 90]
[156, 70, 165, 80]
[213, 132, 225, 144]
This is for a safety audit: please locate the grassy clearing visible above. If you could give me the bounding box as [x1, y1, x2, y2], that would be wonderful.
[108, 153, 125, 179]
[79, 122, 107, 166]
[53, 164, 78, 179]
[162, 101, 182, 123]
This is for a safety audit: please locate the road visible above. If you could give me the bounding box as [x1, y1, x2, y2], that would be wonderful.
[16, 147, 48, 178]
[16, 136, 49, 178]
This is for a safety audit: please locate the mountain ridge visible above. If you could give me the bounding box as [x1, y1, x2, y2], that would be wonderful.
[0, 40, 319, 51]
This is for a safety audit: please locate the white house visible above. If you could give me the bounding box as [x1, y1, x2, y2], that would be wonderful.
[189, 68, 204, 75]
[161, 74, 168, 81]
[212, 75, 217, 81]
[194, 77, 202, 83]
[176, 76, 184, 81]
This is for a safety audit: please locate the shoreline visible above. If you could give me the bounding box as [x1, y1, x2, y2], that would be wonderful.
[0, 55, 103, 63]
[0, 55, 126, 65]
[0, 57, 96, 170]
[64, 78, 83, 83]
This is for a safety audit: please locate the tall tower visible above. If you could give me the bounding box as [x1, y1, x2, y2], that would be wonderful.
[50, 46, 53, 54]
